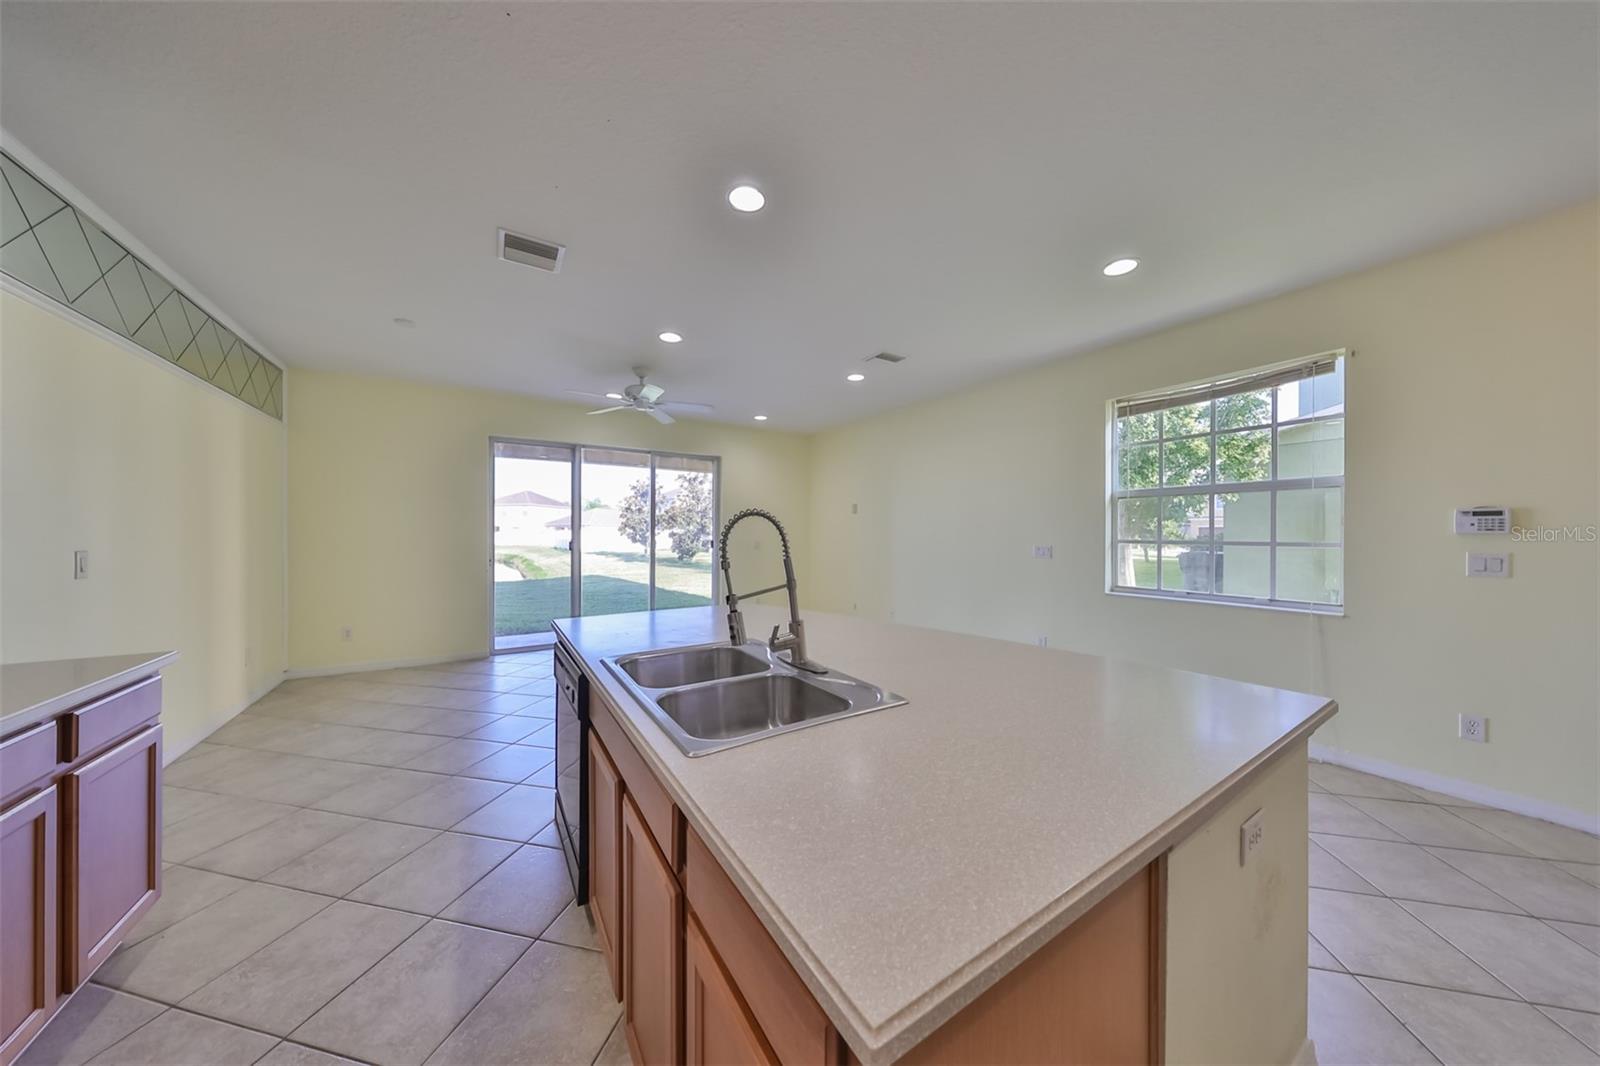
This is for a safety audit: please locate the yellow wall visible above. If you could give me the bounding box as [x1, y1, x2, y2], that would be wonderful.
[807, 201, 1599, 822]
[287, 369, 811, 671]
[1, 291, 287, 758]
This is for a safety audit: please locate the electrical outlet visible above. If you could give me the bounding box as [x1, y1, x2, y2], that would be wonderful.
[1240, 808, 1265, 866]
[850, 502, 858, 515]
[1035, 635, 1048, 648]
[1033, 545, 1053, 559]
[341, 626, 353, 642]
[1459, 714, 1488, 743]
[73, 550, 89, 580]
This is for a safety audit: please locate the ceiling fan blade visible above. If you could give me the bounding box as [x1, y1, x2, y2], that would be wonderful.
[565, 389, 615, 401]
[587, 405, 629, 416]
[647, 407, 675, 425]
[659, 400, 715, 414]
[638, 383, 666, 404]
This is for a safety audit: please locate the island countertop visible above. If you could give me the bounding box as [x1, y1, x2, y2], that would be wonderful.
[554, 606, 1335, 1063]
[0, 651, 178, 736]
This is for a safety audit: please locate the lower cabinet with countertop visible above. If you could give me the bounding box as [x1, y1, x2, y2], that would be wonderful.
[0, 653, 173, 1066]
[557, 607, 1331, 1066]
[579, 654, 1157, 1066]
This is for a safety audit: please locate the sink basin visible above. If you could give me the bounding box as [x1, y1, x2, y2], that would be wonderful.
[657, 675, 851, 741]
[617, 645, 770, 688]
[601, 641, 906, 756]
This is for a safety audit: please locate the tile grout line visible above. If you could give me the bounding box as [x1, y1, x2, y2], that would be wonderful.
[168, 772, 556, 847]
[1311, 832, 1530, 917]
[1309, 883, 1599, 930]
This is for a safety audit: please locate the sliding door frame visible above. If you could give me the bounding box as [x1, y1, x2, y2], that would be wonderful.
[489, 436, 722, 652]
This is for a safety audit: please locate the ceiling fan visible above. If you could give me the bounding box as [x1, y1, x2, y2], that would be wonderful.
[566, 368, 713, 425]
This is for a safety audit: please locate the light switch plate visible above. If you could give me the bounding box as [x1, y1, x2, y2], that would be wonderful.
[1240, 808, 1265, 866]
[1033, 545, 1053, 559]
[1466, 552, 1510, 578]
[73, 550, 88, 580]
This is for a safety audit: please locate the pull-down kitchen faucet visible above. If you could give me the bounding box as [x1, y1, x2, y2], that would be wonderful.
[717, 508, 822, 672]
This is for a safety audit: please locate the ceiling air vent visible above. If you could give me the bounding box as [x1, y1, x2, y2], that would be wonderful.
[866, 351, 907, 364]
[498, 229, 566, 273]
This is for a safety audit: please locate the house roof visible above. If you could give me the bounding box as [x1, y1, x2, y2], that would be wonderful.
[495, 490, 567, 507]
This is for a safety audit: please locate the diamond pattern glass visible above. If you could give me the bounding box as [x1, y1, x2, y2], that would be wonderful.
[0, 150, 283, 419]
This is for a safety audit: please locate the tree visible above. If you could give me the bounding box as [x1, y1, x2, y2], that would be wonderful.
[616, 478, 651, 548]
[613, 473, 714, 562]
[1115, 392, 1272, 544]
[662, 473, 713, 561]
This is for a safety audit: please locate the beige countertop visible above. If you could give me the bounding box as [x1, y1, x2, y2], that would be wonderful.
[0, 651, 177, 735]
[554, 607, 1335, 1063]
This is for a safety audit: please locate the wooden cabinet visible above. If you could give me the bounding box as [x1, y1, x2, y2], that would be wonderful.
[685, 909, 777, 1066]
[0, 666, 166, 1066]
[575, 658, 1157, 1066]
[0, 787, 58, 1066]
[621, 793, 683, 1065]
[62, 725, 162, 987]
[589, 730, 624, 1000]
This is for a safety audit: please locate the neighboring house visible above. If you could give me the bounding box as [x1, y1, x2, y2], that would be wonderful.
[494, 490, 569, 546]
[547, 506, 634, 552]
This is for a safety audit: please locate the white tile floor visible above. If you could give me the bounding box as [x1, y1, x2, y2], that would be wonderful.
[20, 653, 1599, 1065]
[22, 648, 630, 1066]
[1307, 763, 1600, 1065]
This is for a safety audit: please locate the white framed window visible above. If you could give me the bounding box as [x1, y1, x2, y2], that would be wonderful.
[1107, 351, 1346, 612]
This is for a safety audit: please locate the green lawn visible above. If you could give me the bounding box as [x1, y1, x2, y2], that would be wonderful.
[493, 547, 714, 636]
[1130, 557, 1183, 589]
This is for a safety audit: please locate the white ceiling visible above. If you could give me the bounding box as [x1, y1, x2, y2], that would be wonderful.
[2, 2, 1595, 430]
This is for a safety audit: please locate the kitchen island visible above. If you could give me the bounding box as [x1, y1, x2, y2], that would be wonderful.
[554, 606, 1333, 1065]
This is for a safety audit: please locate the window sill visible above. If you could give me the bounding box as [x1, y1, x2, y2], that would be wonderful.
[1105, 588, 1345, 617]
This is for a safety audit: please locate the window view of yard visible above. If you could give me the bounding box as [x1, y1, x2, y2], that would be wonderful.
[492, 443, 718, 644]
[493, 547, 714, 635]
[1110, 356, 1345, 608]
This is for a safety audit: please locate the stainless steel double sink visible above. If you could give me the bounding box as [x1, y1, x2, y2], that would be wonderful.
[602, 642, 906, 757]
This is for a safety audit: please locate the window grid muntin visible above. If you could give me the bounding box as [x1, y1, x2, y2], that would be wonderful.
[1111, 359, 1344, 608]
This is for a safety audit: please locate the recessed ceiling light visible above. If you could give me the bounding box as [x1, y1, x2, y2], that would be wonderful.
[846, 373, 865, 382]
[728, 185, 765, 212]
[1102, 258, 1139, 277]
[658, 331, 683, 344]
[392, 317, 415, 328]
[753, 414, 769, 422]
[605, 392, 624, 400]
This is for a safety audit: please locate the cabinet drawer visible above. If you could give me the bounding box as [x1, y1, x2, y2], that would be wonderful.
[589, 688, 680, 868]
[0, 721, 58, 809]
[683, 826, 836, 1066]
[65, 676, 161, 762]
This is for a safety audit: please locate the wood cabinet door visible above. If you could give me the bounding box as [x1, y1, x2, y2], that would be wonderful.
[588, 732, 624, 1000]
[0, 786, 58, 1066]
[622, 793, 682, 1066]
[62, 725, 162, 989]
[685, 909, 778, 1066]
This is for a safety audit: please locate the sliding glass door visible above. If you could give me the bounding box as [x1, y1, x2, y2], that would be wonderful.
[579, 448, 653, 617]
[491, 439, 719, 648]
[491, 440, 577, 649]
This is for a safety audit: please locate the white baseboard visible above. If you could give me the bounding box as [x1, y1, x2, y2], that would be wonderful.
[1309, 743, 1599, 835]
[1293, 1037, 1319, 1066]
[282, 650, 492, 680]
[161, 673, 284, 766]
